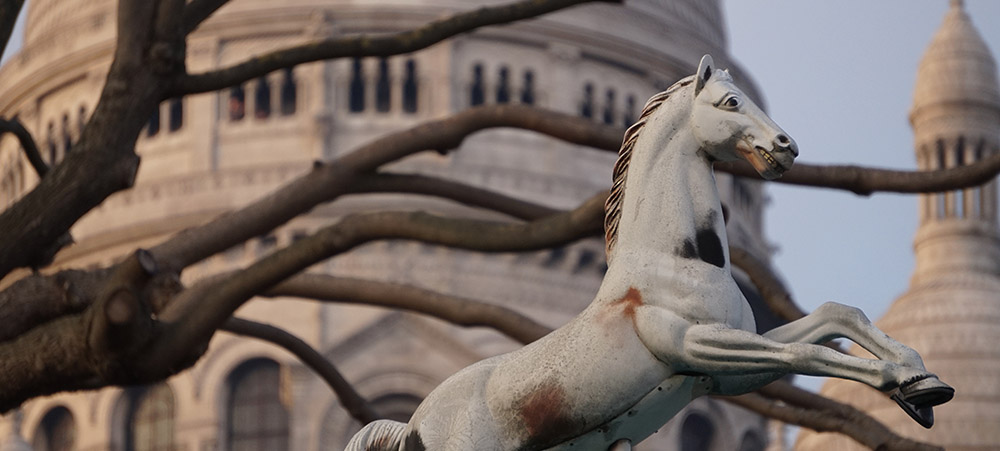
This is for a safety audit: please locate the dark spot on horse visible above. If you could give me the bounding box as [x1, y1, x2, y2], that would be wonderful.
[402, 430, 425, 451]
[695, 227, 725, 268]
[677, 238, 697, 259]
[518, 379, 580, 449]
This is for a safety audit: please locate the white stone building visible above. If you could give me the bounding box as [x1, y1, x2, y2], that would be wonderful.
[796, 1, 1000, 450]
[0, 1, 779, 450]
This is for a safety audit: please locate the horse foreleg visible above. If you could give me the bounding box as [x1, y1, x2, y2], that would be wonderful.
[761, 302, 924, 370]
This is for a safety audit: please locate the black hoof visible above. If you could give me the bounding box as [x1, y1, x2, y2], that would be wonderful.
[900, 375, 955, 408]
[891, 392, 935, 429]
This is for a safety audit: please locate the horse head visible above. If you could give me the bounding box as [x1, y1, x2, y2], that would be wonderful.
[690, 55, 798, 180]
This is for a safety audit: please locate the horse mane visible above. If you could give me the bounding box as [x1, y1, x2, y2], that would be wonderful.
[604, 75, 694, 261]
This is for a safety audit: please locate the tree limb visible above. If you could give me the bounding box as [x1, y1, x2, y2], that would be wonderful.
[222, 317, 379, 424]
[729, 380, 944, 451]
[151, 192, 605, 366]
[267, 274, 551, 345]
[172, 0, 619, 96]
[0, 0, 24, 63]
[0, 116, 47, 178]
[181, 0, 230, 34]
[728, 246, 805, 322]
[149, 105, 618, 273]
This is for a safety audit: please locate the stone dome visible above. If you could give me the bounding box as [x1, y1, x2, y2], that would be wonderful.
[910, 0, 1000, 120]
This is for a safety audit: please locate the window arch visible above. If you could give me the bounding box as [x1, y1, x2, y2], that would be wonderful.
[679, 412, 715, 451]
[375, 58, 391, 113]
[229, 85, 246, 121]
[61, 114, 72, 155]
[32, 406, 75, 451]
[46, 121, 57, 163]
[470, 63, 485, 106]
[738, 431, 766, 451]
[255, 77, 271, 119]
[349, 58, 366, 113]
[280, 67, 297, 116]
[580, 83, 594, 118]
[602, 89, 616, 125]
[168, 98, 183, 131]
[402, 59, 418, 113]
[495, 66, 510, 104]
[226, 359, 289, 451]
[126, 384, 176, 451]
[520, 70, 535, 105]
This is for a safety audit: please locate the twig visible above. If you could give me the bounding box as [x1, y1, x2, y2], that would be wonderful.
[0, 0, 24, 63]
[222, 317, 379, 424]
[267, 274, 552, 344]
[181, 0, 230, 34]
[152, 192, 606, 366]
[0, 117, 47, 178]
[173, 0, 619, 95]
[728, 246, 805, 322]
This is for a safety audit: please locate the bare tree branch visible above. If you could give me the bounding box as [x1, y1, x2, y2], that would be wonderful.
[0, 116, 46, 178]
[182, 0, 230, 34]
[268, 274, 551, 345]
[728, 246, 805, 322]
[0, 0, 24, 63]
[149, 105, 618, 273]
[352, 173, 561, 220]
[172, 0, 620, 96]
[222, 317, 379, 424]
[152, 192, 605, 366]
[731, 380, 944, 451]
[718, 154, 1000, 196]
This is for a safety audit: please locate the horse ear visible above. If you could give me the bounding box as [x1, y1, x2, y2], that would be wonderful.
[694, 54, 714, 95]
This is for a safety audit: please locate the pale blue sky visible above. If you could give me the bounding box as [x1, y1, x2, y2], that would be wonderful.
[724, 1, 1000, 321]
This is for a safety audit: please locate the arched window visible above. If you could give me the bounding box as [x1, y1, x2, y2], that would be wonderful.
[61, 114, 72, 154]
[126, 384, 176, 451]
[470, 64, 485, 106]
[46, 121, 57, 162]
[738, 431, 766, 451]
[32, 406, 75, 451]
[580, 83, 594, 118]
[78, 105, 87, 139]
[280, 67, 297, 116]
[375, 58, 391, 113]
[349, 58, 365, 113]
[495, 66, 510, 104]
[229, 85, 246, 121]
[679, 412, 715, 451]
[624, 94, 636, 126]
[520, 70, 535, 105]
[168, 98, 183, 131]
[402, 59, 418, 114]
[226, 359, 289, 451]
[602, 89, 616, 125]
[147, 104, 161, 136]
[255, 77, 271, 119]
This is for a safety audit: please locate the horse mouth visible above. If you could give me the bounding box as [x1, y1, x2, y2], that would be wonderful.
[756, 146, 789, 174]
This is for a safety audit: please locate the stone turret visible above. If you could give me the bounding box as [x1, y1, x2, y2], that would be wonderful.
[797, 1, 1000, 449]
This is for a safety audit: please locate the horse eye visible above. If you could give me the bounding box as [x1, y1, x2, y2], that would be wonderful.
[724, 97, 740, 108]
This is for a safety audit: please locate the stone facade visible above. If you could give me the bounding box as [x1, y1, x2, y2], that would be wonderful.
[796, 1, 1000, 450]
[0, 1, 778, 450]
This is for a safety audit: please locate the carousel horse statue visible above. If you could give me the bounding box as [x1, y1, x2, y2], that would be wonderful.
[346, 55, 954, 451]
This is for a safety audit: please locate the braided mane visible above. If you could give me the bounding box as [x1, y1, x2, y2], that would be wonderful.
[604, 76, 694, 261]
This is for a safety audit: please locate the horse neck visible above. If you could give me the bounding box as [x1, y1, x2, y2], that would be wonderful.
[604, 119, 729, 289]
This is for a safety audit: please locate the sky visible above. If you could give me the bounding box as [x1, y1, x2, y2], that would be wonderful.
[723, 0, 1000, 321]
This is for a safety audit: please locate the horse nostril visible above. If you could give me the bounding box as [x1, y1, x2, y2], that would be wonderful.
[777, 134, 790, 145]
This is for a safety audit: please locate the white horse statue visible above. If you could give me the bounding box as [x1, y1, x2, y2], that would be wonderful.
[346, 55, 954, 451]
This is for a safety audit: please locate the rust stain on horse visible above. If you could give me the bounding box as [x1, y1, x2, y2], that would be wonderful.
[518, 379, 579, 449]
[613, 287, 643, 323]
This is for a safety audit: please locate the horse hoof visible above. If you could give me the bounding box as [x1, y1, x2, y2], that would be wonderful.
[891, 392, 935, 429]
[900, 374, 955, 408]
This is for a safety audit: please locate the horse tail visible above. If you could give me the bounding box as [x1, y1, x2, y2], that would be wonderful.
[344, 419, 407, 451]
